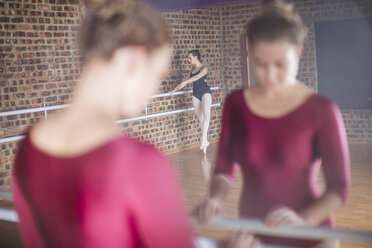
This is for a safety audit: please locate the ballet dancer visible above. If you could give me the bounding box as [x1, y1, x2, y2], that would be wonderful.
[12, 1, 195, 247]
[195, 0, 350, 247]
[172, 50, 212, 154]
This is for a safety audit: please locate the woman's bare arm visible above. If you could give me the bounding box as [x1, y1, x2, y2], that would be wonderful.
[172, 66, 208, 92]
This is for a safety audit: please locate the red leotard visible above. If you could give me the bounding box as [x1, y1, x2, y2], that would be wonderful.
[12, 134, 195, 248]
[215, 90, 350, 247]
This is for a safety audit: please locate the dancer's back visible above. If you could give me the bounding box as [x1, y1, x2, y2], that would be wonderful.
[13, 135, 193, 248]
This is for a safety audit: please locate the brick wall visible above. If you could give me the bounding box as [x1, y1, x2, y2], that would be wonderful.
[1, 0, 371, 189]
[1, 0, 85, 189]
[0, 2, 225, 189]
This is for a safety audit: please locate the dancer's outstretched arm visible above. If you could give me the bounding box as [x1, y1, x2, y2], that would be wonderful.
[171, 67, 208, 92]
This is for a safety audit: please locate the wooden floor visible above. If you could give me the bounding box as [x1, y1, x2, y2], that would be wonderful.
[169, 142, 372, 248]
[0, 142, 371, 247]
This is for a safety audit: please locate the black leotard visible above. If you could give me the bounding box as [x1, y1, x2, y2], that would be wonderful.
[191, 69, 211, 101]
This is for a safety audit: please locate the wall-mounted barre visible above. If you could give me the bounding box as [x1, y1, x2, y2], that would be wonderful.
[0, 104, 71, 117]
[0, 87, 219, 117]
[0, 103, 220, 144]
[0, 198, 371, 245]
[0, 87, 220, 144]
[191, 216, 372, 244]
[117, 103, 220, 124]
[0, 135, 26, 144]
[0, 207, 18, 223]
[0, 191, 13, 201]
[149, 87, 219, 98]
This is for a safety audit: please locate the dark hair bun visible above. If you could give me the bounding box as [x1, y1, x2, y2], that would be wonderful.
[80, 0, 171, 61]
[93, 0, 134, 21]
[246, 0, 307, 46]
[261, 0, 294, 19]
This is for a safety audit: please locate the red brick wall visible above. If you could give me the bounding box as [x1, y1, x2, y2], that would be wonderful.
[1, 0, 371, 189]
[135, 8, 224, 151]
[1, 0, 85, 188]
[0, 2, 226, 189]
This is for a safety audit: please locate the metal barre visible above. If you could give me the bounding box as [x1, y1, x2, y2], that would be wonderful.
[0, 87, 220, 144]
[117, 103, 220, 123]
[0, 191, 13, 201]
[0, 104, 70, 117]
[191, 216, 372, 244]
[150, 87, 219, 98]
[0, 207, 19, 223]
[0, 87, 219, 117]
[0, 202, 371, 245]
[0, 191, 17, 222]
[0, 103, 221, 144]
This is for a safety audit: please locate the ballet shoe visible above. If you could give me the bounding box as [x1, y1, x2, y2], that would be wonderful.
[201, 141, 209, 154]
[200, 141, 205, 150]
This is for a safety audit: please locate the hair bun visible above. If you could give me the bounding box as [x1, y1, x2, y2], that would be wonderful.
[246, 0, 307, 46]
[89, 0, 135, 21]
[261, 0, 294, 17]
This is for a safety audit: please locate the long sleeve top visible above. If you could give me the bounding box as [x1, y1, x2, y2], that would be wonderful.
[214, 90, 350, 247]
[12, 134, 195, 248]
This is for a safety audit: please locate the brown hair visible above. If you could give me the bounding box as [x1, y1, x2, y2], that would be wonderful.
[246, 0, 307, 46]
[80, 0, 171, 61]
[188, 50, 202, 62]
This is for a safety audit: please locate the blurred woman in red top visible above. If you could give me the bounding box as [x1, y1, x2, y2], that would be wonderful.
[195, 0, 350, 247]
[12, 1, 195, 247]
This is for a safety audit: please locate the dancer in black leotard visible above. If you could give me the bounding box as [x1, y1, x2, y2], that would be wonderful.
[172, 50, 212, 154]
[191, 66, 211, 100]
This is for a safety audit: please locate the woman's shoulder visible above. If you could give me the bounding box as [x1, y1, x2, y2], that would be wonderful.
[306, 93, 339, 112]
[25, 121, 162, 164]
[224, 89, 245, 106]
[291, 83, 336, 108]
[310, 93, 336, 105]
[191, 65, 208, 74]
[225, 89, 244, 100]
[223, 89, 245, 107]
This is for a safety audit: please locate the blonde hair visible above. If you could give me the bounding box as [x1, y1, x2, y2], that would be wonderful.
[80, 0, 171, 61]
[246, 0, 307, 46]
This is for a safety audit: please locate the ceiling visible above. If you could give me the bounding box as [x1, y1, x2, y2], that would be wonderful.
[144, 0, 259, 12]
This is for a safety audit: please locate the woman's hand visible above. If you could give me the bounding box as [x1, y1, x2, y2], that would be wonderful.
[227, 232, 261, 248]
[193, 197, 223, 224]
[264, 206, 306, 227]
[171, 81, 187, 93]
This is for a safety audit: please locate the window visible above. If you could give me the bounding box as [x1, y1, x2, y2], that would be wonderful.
[315, 18, 372, 109]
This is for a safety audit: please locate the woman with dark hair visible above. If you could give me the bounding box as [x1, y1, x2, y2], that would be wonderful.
[195, 0, 350, 247]
[12, 1, 195, 247]
[172, 50, 212, 154]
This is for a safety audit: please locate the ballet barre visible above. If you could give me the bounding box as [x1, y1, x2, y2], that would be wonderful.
[0, 87, 220, 144]
[0, 103, 71, 118]
[117, 103, 220, 123]
[0, 207, 18, 223]
[1, 204, 372, 245]
[0, 104, 221, 143]
[191, 216, 372, 244]
[0, 191, 13, 201]
[0, 191, 18, 222]
[0, 135, 26, 144]
[0, 87, 219, 117]
[149, 86, 219, 98]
